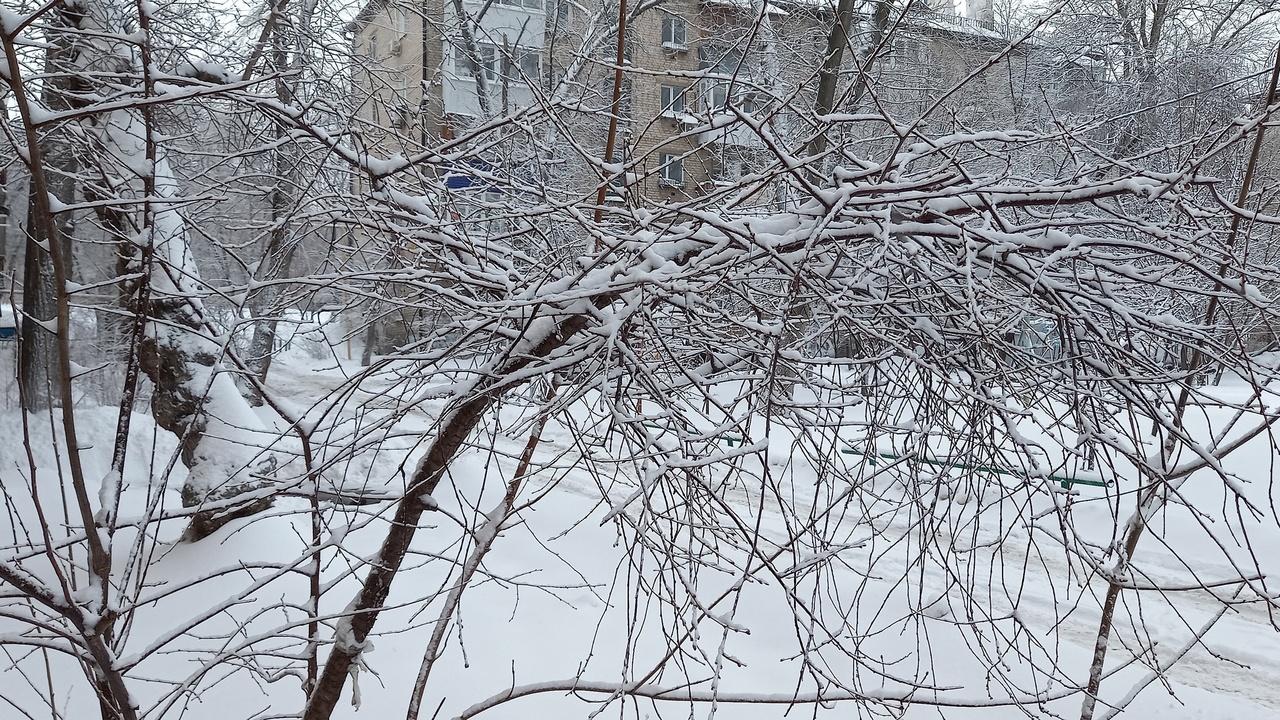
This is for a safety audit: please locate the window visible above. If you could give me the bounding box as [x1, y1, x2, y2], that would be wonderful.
[392, 76, 411, 128]
[708, 82, 728, 111]
[661, 17, 687, 49]
[605, 153, 627, 200]
[713, 156, 753, 185]
[659, 153, 684, 188]
[700, 46, 743, 75]
[550, 0, 570, 30]
[388, 9, 407, 53]
[493, 0, 542, 8]
[391, 105, 411, 129]
[461, 45, 487, 77]
[705, 81, 760, 115]
[660, 85, 685, 115]
[462, 44, 542, 85]
[512, 48, 542, 83]
[368, 33, 379, 61]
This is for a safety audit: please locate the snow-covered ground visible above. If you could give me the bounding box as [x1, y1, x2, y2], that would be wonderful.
[2, 334, 1278, 720]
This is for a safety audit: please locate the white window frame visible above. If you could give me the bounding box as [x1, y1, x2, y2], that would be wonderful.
[708, 82, 728, 112]
[458, 44, 481, 76]
[661, 17, 687, 50]
[368, 32, 379, 62]
[713, 156, 748, 185]
[660, 85, 685, 116]
[705, 81, 760, 115]
[659, 153, 684, 188]
[512, 47, 542, 83]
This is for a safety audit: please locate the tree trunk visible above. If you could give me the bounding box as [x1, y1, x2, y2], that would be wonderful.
[68, 0, 279, 539]
[127, 161, 277, 540]
[18, 8, 82, 411]
[244, 8, 305, 392]
[19, 188, 71, 411]
[242, 135, 299, 393]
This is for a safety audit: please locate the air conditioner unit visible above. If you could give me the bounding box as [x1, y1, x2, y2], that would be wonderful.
[389, 39, 402, 55]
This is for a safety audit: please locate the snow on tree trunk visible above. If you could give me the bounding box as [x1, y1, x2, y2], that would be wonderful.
[127, 129, 276, 542]
[71, 0, 277, 539]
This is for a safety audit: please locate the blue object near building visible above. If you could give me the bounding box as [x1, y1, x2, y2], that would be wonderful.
[443, 158, 498, 191]
[0, 303, 16, 340]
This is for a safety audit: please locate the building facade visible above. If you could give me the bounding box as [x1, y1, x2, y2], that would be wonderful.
[349, 0, 1033, 205]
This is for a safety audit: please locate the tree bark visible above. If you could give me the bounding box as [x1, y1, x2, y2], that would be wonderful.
[244, 1, 305, 392]
[303, 312, 591, 719]
[19, 6, 82, 411]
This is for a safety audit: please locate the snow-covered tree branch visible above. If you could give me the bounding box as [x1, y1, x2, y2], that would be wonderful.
[1, 0, 1280, 718]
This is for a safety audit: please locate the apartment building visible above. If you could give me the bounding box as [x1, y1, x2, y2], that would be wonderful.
[349, 0, 1031, 205]
[346, 0, 1038, 349]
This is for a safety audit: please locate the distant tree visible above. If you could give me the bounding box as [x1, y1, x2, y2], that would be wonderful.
[1035, 0, 1279, 159]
